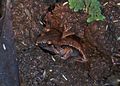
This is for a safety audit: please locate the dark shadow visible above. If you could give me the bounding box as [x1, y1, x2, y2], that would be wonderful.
[0, 0, 20, 86]
[0, 0, 3, 18]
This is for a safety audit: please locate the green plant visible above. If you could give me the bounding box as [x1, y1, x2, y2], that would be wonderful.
[68, 0, 105, 23]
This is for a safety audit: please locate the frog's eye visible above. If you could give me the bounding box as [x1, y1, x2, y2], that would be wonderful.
[47, 41, 52, 45]
[44, 28, 50, 32]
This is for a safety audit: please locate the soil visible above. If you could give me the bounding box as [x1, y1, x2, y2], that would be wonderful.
[11, 0, 120, 86]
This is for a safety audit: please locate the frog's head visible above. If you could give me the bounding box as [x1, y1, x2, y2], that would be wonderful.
[36, 29, 62, 54]
[36, 28, 61, 44]
[38, 42, 58, 54]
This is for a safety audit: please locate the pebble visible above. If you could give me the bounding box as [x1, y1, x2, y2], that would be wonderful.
[103, 2, 108, 6]
[51, 56, 56, 62]
[49, 69, 52, 72]
[43, 70, 46, 78]
[105, 25, 108, 30]
[63, 2, 68, 6]
[2, 44, 6, 50]
[113, 20, 119, 23]
[117, 3, 120, 6]
[62, 74, 68, 81]
[117, 37, 120, 41]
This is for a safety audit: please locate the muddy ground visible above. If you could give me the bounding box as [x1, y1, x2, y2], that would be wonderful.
[12, 0, 120, 86]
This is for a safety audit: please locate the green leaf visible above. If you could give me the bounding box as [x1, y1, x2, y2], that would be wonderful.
[84, 0, 91, 10]
[69, 0, 76, 9]
[87, 15, 95, 23]
[74, 0, 84, 11]
[68, 0, 84, 11]
[96, 15, 105, 21]
[68, 0, 105, 23]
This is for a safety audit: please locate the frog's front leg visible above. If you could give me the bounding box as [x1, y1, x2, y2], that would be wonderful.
[60, 47, 73, 60]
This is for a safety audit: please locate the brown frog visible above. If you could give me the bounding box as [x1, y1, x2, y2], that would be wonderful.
[36, 29, 87, 62]
[38, 43, 81, 60]
[35, 3, 89, 62]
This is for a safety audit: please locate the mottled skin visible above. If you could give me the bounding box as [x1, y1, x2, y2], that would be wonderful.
[39, 43, 81, 60]
[36, 29, 87, 62]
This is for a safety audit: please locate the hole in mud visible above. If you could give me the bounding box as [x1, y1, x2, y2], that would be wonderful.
[47, 4, 55, 12]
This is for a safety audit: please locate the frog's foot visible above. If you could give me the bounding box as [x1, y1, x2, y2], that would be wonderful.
[77, 50, 88, 62]
[74, 57, 88, 63]
[60, 47, 73, 60]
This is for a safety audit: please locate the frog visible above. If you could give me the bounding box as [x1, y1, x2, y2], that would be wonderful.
[36, 28, 87, 62]
[35, 3, 89, 62]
